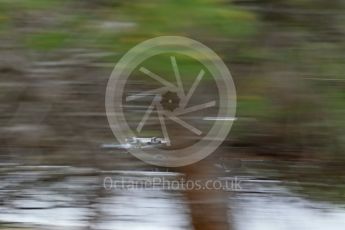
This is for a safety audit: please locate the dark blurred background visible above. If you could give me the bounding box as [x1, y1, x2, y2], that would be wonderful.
[0, 0, 345, 230]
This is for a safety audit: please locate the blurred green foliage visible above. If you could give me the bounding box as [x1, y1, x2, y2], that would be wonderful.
[0, 0, 344, 154]
[25, 31, 72, 51]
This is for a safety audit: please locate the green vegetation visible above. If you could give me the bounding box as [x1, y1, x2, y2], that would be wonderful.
[25, 31, 72, 51]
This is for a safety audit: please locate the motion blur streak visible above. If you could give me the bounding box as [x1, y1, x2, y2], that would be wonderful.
[0, 1, 345, 230]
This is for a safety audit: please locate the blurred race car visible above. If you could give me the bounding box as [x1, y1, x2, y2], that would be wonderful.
[101, 137, 168, 149]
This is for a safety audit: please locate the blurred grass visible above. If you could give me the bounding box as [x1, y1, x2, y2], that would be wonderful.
[0, 0, 343, 141]
[25, 31, 72, 51]
[0, 0, 65, 9]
